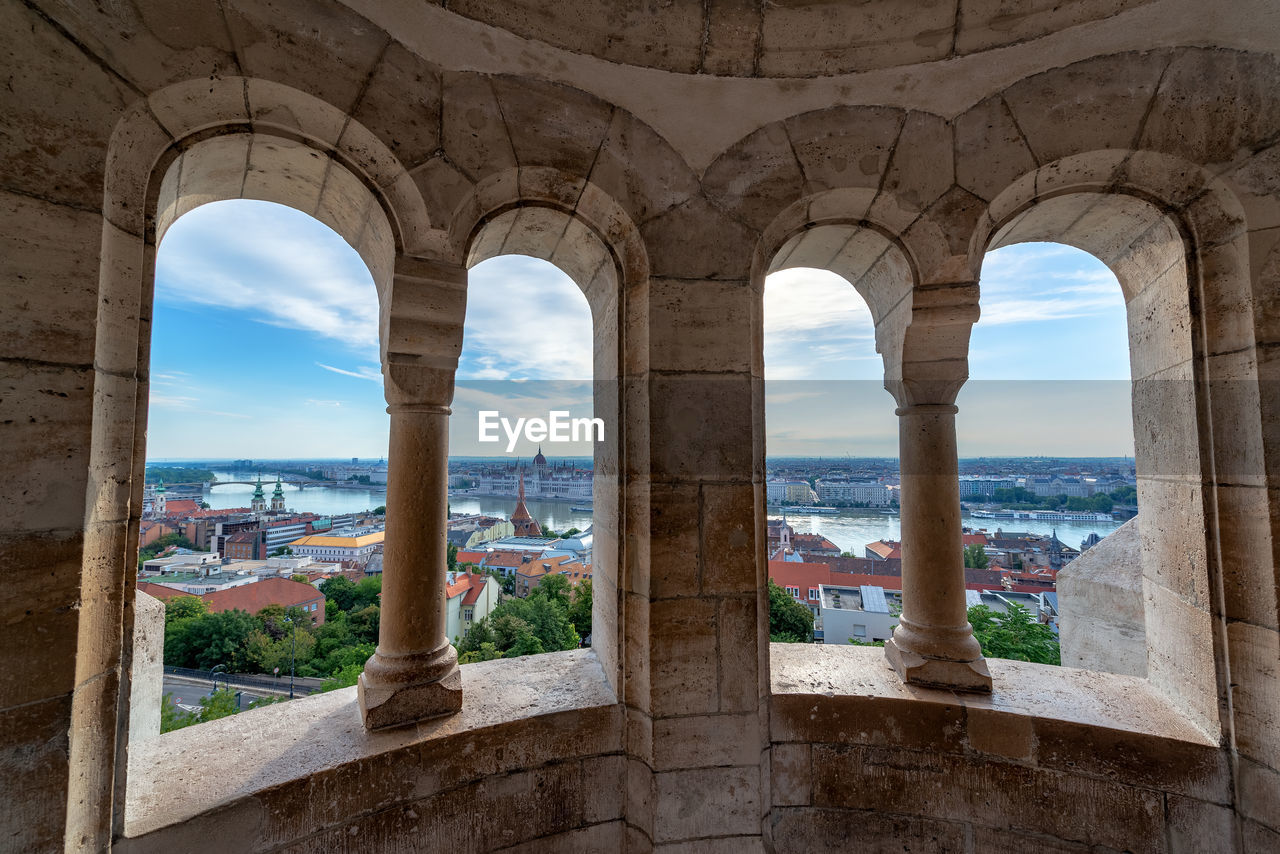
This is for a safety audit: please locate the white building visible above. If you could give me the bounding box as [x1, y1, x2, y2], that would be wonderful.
[815, 479, 892, 506]
[767, 479, 815, 506]
[816, 584, 900, 645]
[287, 525, 385, 562]
[444, 571, 501, 644]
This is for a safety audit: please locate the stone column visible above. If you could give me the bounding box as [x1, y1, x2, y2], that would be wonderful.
[359, 257, 467, 729]
[884, 403, 992, 691]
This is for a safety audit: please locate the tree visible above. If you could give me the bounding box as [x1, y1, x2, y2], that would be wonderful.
[349, 604, 380, 644]
[1109, 485, 1137, 503]
[196, 688, 242, 722]
[290, 573, 309, 585]
[456, 588, 580, 659]
[164, 608, 260, 670]
[373, 505, 386, 515]
[963, 544, 989, 568]
[458, 642, 503, 664]
[163, 595, 208, 626]
[531, 573, 572, 610]
[270, 546, 293, 557]
[160, 693, 195, 733]
[767, 579, 814, 643]
[319, 576, 358, 611]
[447, 542, 458, 572]
[352, 575, 382, 611]
[967, 604, 1060, 665]
[320, 664, 363, 692]
[567, 578, 592, 639]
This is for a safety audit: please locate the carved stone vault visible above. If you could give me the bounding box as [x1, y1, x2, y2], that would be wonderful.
[2, 1, 1279, 851]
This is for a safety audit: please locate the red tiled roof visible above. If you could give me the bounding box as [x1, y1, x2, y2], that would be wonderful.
[962, 533, 989, 546]
[455, 550, 487, 565]
[136, 581, 194, 601]
[804, 554, 900, 576]
[202, 577, 324, 618]
[793, 533, 840, 552]
[162, 499, 200, 515]
[770, 561, 907, 594]
[866, 540, 902, 559]
[558, 564, 592, 585]
[516, 555, 582, 580]
[462, 578, 491, 605]
[482, 550, 543, 568]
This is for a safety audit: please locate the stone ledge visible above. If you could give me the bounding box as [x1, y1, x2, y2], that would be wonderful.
[124, 649, 618, 840]
[770, 642, 1216, 746]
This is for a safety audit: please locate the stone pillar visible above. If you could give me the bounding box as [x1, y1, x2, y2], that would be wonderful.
[884, 403, 992, 691]
[358, 257, 467, 729]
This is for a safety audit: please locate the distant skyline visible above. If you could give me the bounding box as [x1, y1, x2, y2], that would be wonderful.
[149, 199, 1135, 460]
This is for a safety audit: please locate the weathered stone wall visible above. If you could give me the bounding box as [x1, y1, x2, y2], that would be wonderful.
[1, 1, 1278, 852]
[127, 591, 165, 745]
[1058, 517, 1146, 676]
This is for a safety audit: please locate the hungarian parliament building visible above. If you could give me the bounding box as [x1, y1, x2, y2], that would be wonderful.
[460, 449, 594, 502]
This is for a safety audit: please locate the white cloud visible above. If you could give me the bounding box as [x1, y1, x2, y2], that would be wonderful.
[156, 200, 380, 355]
[763, 268, 880, 381]
[459, 256, 593, 381]
[977, 244, 1124, 325]
[150, 393, 197, 408]
[316, 362, 382, 383]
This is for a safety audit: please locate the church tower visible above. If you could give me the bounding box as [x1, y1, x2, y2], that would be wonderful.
[251, 474, 267, 513]
[154, 480, 166, 516]
[510, 471, 541, 537]
[271, 476, 286, 512]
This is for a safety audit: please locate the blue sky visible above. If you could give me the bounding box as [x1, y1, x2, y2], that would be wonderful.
[149, 199, 1134, 460]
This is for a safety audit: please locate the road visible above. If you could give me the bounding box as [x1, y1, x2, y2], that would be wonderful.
[162, 677, 296, 715]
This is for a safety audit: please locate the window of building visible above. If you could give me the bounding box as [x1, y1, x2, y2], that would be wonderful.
[143, 198, 382, 732]
[449, 250, 598, 665]
[959, 241, 1133, 670]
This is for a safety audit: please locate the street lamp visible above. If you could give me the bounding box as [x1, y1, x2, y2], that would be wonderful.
[283, 615, 296, 699]
[210, 663, 226, 691]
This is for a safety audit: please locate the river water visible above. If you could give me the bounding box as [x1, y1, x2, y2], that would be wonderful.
[200, 471, 1121, 553]
[203, 469, 387, 517]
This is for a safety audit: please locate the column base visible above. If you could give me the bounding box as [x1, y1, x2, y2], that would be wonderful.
[358, 644, 463, 730]
[884, 637, 993, 693]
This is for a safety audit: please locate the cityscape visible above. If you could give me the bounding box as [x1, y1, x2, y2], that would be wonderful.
[142, 449, 1134, 727]
[9, 8, 1276, 852]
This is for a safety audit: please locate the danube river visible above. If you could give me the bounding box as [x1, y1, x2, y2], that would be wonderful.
[447, 497, 1123, 553]
[199, 472, 1122, 553]
[203, 470, 387, 517]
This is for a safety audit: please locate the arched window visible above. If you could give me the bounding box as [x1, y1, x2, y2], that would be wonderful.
[143, 198, 384, 730]
[445, 253, 595, 659]
[762, 266, 902, 645]
[961, 242, 1137, 670]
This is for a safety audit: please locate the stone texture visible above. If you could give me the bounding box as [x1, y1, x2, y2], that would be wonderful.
[128, 591, 165, 745]
[4, 5, 1280, 853]
[1057, 517, 1147, 676]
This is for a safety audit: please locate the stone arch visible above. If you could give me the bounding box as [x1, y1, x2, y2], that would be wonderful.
[973, 150, 1263, 738]
[75, 77, 432, 842]
[754, 189, 918, 389]
[456, 175, 653, 701]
